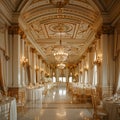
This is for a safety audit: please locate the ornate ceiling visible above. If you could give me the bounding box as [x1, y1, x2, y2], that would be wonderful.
[19, 0, 102, 65]
[1, 0, 120, 66]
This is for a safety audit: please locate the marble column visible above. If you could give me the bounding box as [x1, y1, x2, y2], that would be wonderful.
[56, 68, 59, 82]
[88, 46, 95, 85]
[8, 26, 26, 105]
[81, 57, 85, 84]
[39, 58, 42, 82]
[9, 26, 22, 87]
[31, 48, 36, 85]
[65, 67, 69, 82]
[20, 35, 26, 87]
[37, 55, 41, 83]
[27, 44, 31, 84]
[100, 24, 114, 96]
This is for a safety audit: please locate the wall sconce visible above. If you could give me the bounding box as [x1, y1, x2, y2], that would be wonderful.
[20, 56, 28, 67]
[94, 54, 102, 65]
[35, 65, 39, 71]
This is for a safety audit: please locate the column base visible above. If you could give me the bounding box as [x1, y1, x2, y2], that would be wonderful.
[8, 87, 26, 106]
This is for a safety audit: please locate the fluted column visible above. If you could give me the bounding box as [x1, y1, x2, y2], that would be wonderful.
[56, 68, 59, 82]
[79, 62, 82, 83]
[100, 24, 114, 96]
[9, 25, 22, 87]
[39, 58, 42, 82]
[32, 49, 37, 85]
[27, 44, 31, 85]
[8, 25, 27, 105]
[20, 35, 26, 87]
[88, 46, 95, 85]
[81, 57, 85, 84]
[41, 60, 45, 81]
[37, 55, 41, 83]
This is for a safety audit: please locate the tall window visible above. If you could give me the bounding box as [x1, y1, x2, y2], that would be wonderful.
[69, 76, 72, 82]
[93, 52, 97, 86]
[53, 77, 56, 82]
[84, 71, 88, 84]
[93, 65, 97, 86]
[59, 77, 66, 82]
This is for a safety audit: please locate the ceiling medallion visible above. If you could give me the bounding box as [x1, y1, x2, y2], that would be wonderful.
[49, 0, 69, 8]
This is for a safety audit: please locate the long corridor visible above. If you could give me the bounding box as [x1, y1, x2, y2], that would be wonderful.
[18, 83, 93, 120]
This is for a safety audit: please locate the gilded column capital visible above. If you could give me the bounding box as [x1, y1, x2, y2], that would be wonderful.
[21, 32, 26, 39]
[101, 24, 114, 34]
[8, 24, 21, 34]
[95, 31, 101, 39]
[87, 47, 93, 53]
[31, 48, 36, 53]
[38, 55, 41, 59]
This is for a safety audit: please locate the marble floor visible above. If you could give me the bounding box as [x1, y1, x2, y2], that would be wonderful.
[18, 84, 93, 120]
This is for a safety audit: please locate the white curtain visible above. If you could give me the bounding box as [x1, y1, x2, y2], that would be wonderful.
[0, 50, 6, 91]
[113, 29, 120, 93]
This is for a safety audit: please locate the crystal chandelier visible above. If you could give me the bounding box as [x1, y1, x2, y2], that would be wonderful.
[57, 63, 66, 69]
[51, 1, 68, 62]
[54, 39, 68, 62]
